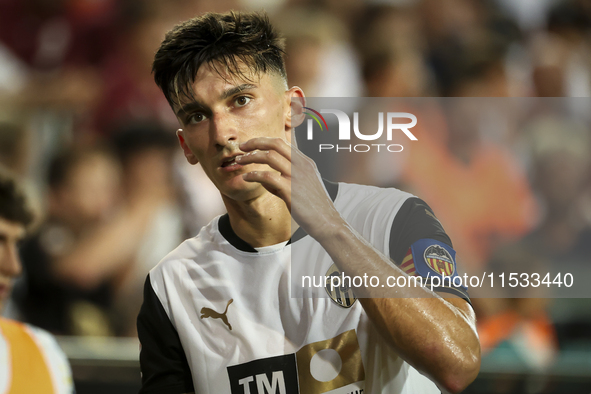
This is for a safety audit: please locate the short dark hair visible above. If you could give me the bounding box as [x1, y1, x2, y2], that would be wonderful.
[0, 169, 34, 227]
[153, 11, 287, 108]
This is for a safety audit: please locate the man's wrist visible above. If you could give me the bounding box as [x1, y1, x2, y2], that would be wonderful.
[309, 215, 351, 246]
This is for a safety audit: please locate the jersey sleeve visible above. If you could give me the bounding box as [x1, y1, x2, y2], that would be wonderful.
[389, 197, 470, 302]
[137, 274, 194, 394]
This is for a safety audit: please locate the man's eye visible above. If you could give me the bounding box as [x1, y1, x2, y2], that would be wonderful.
[187, 113, 206, 124]
[235, 96, 251, 107]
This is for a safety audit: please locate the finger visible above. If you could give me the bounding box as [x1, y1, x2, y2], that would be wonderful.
[240, 137, 291, 161]
[235, 150, 291, 177]
[242, 171, 291, 206]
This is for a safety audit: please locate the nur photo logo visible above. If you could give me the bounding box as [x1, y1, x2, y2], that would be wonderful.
[302, 107, 418, 153]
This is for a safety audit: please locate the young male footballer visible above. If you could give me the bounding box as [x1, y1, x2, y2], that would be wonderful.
[137, 11, 481, 394]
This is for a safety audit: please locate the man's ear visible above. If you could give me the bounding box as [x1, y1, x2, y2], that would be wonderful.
[177, 129, 199, 165]
[284, 86, 306, 131]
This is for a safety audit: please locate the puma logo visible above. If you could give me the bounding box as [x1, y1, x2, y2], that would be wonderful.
[200, 299, 234, 330]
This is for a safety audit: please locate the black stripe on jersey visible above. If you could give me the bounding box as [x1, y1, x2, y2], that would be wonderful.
[388, 198, 471, 304]
[389, 198, 452, 264]
[219, 180, 340, 250]
[323, 179, 340, 201]
[137, 275, 194, 394]
[218, 214, 258, 252]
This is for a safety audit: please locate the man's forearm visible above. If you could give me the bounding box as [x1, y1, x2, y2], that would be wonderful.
[314, 219, 481, 393]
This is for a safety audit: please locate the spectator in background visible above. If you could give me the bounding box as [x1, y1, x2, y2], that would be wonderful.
[273, 5, 362, 97]
[0, 121, 31, 179]
[0, 120, 43, 226]
[358, 5, 433, 97]
[0, 168, 74, 393]
[109, 124, 185, 336]
[14, 145, 169, 336]
[418, 0, 521, 97]
[92, 4, 178, 133]
[530, 0, 591, 97]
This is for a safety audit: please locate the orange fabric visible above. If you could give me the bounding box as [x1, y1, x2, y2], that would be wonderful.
[0, 318, 55, 394]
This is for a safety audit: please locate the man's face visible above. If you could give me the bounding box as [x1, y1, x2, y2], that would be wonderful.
[174, 62, 296, 202]
[0, 218, 25, 311]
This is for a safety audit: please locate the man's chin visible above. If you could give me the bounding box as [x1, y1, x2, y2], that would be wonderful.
[219, 177, 263, 202]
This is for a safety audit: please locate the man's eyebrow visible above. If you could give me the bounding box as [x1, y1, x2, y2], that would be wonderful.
[175, 84, 257, 118]
[175, 102, 207, 118]
[220, 84, 257, 100]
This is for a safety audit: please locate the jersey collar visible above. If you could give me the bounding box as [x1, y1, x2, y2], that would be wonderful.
[218, 179, 339, 252]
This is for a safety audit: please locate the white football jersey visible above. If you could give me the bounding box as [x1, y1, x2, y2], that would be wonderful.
[138, 181, 469, 394]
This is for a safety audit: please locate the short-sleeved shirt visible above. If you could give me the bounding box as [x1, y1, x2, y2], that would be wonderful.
[137, 181, 469, 393]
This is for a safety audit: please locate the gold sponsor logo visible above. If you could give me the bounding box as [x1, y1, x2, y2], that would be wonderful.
[296, 330, 365, 393]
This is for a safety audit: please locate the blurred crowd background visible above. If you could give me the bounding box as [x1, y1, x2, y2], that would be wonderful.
[1, 0, 591, 391]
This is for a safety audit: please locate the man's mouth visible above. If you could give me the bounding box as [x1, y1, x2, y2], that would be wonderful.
[221, 154, 244, 168]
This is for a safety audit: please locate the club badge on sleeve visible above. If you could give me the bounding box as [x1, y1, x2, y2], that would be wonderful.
[409, 239, 465, 291]
[424, 244, 455, 276]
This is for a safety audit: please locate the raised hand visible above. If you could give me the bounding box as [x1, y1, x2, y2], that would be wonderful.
[237, 137, 343, 239]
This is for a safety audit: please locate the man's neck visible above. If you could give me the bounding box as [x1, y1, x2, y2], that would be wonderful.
[222, 192, 296, 248]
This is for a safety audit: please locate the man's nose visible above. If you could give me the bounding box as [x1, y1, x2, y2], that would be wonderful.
[0, 243, 22, 278]
[211, 111, 239, 148]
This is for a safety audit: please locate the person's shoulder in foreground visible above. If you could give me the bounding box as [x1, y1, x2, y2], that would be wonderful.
[0, 169, 75, 393]
[137, 10, 480, 394]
